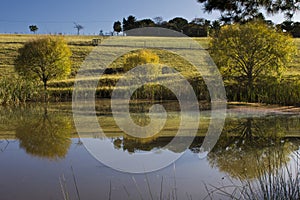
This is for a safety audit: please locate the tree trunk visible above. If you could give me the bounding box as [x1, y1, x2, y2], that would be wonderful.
[247, 70, 254, 102]
[245, 118, 253, 141]
[43, 104, 48, 119]
[43, 81, 48, 102]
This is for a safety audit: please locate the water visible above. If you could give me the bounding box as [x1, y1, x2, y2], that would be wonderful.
[0, 102, 299, 200]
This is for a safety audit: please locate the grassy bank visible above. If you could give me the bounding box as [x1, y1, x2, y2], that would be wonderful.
[0, 34, 299, 104]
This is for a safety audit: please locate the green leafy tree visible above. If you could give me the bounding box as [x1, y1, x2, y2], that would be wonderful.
[113, 21, 122, 35]
[15, 36, 71, 93]
[185, 18, 211, 36]
[281, 20, 294, 32]
[29, 25, 38, 34]
[122, 15, 137, 31]
[209, 21, 297, 102]
[137, 19, 155, 28]
[183, 23, 208, 37]
[292, 22, 300, 37]
[168, 17, 188, 32]
[210, 20, 221, 36]
[198, 0, 300, 23]
[279, 20, 300, 38]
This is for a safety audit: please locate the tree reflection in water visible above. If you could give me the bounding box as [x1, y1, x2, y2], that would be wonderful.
[205, 117, 299, 180]
[113, 134, 174, 153]
[113, 133, 196, 153]
[111, 115, 300, 180]
[15, 106, 72, 160]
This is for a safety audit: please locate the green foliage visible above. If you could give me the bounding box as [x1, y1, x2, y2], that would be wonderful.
[210, 21, 297, 102]
[15, 107, 72, 160]
[198, 0, 300, 23]
[29, 25, 38, 33]
[279, 21, 300, 38]
[226, 77, 300, 105]
[168, 17, 188, 32]
[123, 49, 160, 72]
[122, 15, 138, 31]
[1, 34, 299, 104]
[15, 36, 72, 90]
[137, 19, 155, 27]
[119, 15, 214, 37]
[0, 75, 42, 104]
[207, 116, 300, 181]
[113, 21, 122, 34]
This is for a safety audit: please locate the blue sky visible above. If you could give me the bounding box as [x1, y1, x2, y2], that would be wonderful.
[0, 0, 299, 35]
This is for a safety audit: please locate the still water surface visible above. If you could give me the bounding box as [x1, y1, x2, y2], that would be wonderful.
[0, 102, 299, 200]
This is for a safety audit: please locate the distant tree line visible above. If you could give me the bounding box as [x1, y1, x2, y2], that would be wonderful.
[114, 15, 221, 37]
[277, 21, 300, 38]
[114, 15, 300, 38]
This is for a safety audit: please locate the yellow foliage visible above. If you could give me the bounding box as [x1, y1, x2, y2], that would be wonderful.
[15, 36, 72, 90]
[209, 21, 298, 102]
[123, 49, 159, 72]
[210, 21, 297, 79]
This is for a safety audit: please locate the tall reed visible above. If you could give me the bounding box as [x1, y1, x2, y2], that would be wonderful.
[206, 151, 300, 200]
[0, 75, 42, 104]
[226, 77, 300, 105]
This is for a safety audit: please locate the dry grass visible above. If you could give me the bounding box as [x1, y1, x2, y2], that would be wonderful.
[0, 34, 299, 103]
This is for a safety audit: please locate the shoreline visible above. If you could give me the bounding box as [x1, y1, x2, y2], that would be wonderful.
[1, 100, 299, 114]
[228, 102, 300, 114]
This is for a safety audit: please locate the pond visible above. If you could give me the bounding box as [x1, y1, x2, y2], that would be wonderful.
[0, 101, 299, 200]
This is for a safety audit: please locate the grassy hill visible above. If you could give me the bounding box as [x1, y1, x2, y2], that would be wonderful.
[0, 34, 299, 103]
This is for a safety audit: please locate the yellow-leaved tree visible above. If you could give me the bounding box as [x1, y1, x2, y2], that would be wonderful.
[15, 36, 71, 100]
[209, 21, 297, 102]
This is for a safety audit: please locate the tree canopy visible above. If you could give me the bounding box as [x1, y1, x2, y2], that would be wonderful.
[198, 0, 300, 23]
[116, 15, 300, 38]
[209, 21, 297, 101]
[123, 49, 159, 72]
[168, 17, 188, 32]
[15, 36, 71, 91]
[278, 20, 300, 37]
[113, 21, 122, 34]
[137, 19, 155, 28]
[15, 108, 72, 160]
[118, 15, 219, 37]
[29, 25, 38, 33]
[207, 117, 297, 179]
[122, 15, 138, 31]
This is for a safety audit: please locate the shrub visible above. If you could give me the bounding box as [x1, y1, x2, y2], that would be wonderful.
[123, 49, 159, 72]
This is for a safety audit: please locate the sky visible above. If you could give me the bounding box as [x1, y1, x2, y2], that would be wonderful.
[0, 0, 300, 35]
